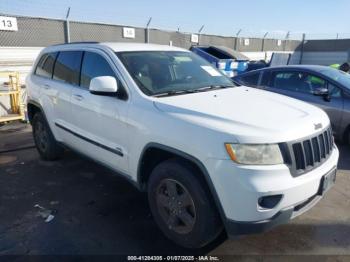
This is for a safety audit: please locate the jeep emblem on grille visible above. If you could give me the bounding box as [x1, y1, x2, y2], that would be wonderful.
[314, 123, 323, 130]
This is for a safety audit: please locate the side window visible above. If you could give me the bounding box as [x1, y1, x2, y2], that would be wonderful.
[328, 83, 342, 98]
[260, 71, 271, 87]
[80, 52, 117, 89]
[271, 71, 315, 94]
[305, 75, 326, 90]
[53, 51, 83, 85]
[35, 52, 57, 78]
[237, 72, 260, 87]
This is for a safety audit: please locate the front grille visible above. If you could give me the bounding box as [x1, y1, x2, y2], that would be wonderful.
[285, 126, 334, 176]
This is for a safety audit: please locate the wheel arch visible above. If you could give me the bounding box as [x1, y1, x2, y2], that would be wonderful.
[137, 142, 227, 224]
[27, 100, 45, 124]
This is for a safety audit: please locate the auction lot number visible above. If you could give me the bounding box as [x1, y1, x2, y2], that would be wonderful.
[0, 16, 18, 31]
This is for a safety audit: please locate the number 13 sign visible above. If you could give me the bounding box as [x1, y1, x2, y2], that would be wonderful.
[0, 16, 18, 31]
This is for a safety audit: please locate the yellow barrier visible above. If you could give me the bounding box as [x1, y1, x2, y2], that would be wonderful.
[0, 71, 25, 123]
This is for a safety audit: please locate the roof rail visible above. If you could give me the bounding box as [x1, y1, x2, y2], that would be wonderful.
[51, 41, 100, 46]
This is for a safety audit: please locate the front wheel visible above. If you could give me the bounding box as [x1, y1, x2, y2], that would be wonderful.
[148, 158, 223, 248]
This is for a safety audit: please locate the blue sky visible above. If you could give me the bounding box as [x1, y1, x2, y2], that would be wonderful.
[1, 0, 349, 39]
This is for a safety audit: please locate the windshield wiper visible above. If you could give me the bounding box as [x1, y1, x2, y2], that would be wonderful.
[152, 84, 235, 97]
[191, 84, 235, 92]
[152, 89, 196, 97]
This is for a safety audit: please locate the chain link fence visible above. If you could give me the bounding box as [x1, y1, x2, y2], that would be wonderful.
[0, 14, 305, 52]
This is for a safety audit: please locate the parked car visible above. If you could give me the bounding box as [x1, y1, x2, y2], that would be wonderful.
[233, 65, 350, 143]
[27, 43, 338, 248]
[190, 45, 251, 77]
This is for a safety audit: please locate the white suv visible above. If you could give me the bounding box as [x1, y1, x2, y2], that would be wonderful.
[26, 42, 339, 248]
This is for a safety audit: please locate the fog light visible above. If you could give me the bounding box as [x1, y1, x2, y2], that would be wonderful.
[258, 194, 283, 209]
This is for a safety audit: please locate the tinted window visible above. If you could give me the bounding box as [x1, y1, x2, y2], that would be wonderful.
[237, 72, 260, 87]
[270, 71, 324, 94]
[80, 52, 116, 89]
[260, 71, 271, 86]
[53, 51, 83, 85]
[321, 67, 350, 91]
[35, 52, 57, 78]
[117, 51, 235, 96]
[328, 83, 342, 98]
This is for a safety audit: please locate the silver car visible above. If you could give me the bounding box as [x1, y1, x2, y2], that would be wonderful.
[233, 65, 350, 143]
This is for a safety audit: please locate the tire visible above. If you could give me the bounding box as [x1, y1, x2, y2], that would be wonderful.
[32, 112, 64, 160]
[148, 158, 223, 249]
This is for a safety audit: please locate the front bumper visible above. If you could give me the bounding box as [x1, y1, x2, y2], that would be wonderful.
[205, 145, 339, 236]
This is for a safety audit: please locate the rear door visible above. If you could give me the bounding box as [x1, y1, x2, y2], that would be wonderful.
[263, 70, 344, 134]
[69, 50, 130, 174]
[30, 52, 58, 130]
[51, 50, 83, 142]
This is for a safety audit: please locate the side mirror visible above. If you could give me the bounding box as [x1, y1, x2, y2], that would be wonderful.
[89, 76, 118, 95]
[313, 87, 328, 96]
[313, 87, 331, 101]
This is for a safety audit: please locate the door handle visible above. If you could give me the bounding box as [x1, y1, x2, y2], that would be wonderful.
[72, 94, 84, 101]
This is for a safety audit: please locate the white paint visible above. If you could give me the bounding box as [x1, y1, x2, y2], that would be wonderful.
[122, 27, 135, 38]
[0, 16, 18, 31]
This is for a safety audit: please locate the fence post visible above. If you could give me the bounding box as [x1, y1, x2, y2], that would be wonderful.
[234, 29, 242, 50]
[299, 33, 305, 64]
[198, 25, 204, 45]
[145, 17, 152, 43]
[64, 7, 71, 43]
[261, 32, 268, 52]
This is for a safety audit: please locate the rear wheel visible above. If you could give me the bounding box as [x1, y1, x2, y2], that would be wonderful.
[148, 158, 223, 248]
[32, 112, 64, 160]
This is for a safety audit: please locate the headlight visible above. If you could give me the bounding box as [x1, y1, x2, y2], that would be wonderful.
[225, 143, 284, 165]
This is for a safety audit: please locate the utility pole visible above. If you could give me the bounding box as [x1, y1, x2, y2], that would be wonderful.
[198, 25, 204, 45]
[65, 7, 71, 43]
[145, 17, 152, 43]
[234, 29, 242, 50]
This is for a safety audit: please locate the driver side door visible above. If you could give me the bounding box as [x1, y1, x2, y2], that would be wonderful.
[69, 50, 130, 174]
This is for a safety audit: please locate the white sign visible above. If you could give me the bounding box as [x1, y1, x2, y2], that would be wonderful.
[123, 27, 135, 39]
[0, 16, 18, 31]
[244, 38, 250, 46]
[191, 34, 199, 43]
[277, 39, 282, 46]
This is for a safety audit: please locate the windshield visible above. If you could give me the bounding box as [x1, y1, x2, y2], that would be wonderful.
[116, 51, 235, 96]
[320, 67, 350, 89]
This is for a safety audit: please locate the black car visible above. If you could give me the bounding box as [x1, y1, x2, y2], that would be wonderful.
[233, 65, 350, 143]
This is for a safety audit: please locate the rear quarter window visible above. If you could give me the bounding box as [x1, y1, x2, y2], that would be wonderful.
[35, 52, 57, 78]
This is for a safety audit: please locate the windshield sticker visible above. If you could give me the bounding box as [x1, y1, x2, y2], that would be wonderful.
[201, 66, 221, 76]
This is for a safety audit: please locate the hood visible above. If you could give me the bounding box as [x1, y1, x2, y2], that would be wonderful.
[153, 86, 330, 143]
